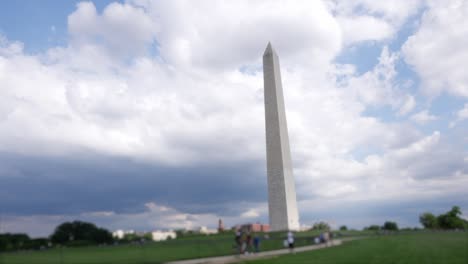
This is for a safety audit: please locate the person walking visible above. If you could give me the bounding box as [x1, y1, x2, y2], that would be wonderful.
[287, 231, 295, 253]
[253, 233, 261, 253]
[234, 229, 242, 255]
[323, 231, 330, 246]
[245, 232, 252, 254]
[241, 231, 247, 254]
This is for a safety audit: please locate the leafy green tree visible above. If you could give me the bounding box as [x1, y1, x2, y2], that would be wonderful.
[419, 212, 438, 229]
[312, 221, 330, 230]
[50, 220, 113, 245]
[122, 233, 140, 242]
[382, 221, 398, 231]
[364, 225, 380, 231]
[420, 206, 468, 230]
[437, 206, 466, 229]
[0, 233, 30, 251]
[339, 225, 348, 231]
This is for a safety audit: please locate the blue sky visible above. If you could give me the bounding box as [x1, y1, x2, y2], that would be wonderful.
[0, 0, 467, 237]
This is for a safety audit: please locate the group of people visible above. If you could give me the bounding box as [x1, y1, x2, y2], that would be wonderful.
[233, 230, 331, 256]
[234, 230, 261, 255]
[234, 229, 297, 255]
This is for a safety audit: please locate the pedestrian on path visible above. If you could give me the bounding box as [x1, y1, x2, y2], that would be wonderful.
[253, 233, 261, 253]
[287, 231, 295, 253]
[245, 232, 253, 254]
[234, 229, 242, 254]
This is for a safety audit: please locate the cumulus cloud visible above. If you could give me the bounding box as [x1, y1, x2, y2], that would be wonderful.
[398, 95, 416, 116]
[403, 0, 468, 97]
[0, 0, 467, 235]
[130, 0, 342, 70]
[450, 103, 468, 127]
[330, 0, 423, 45]
[240, 209, 261, 219]
[411, 110, 438, 124]
[298, 130, 467, 206]
[330, 0, 423, 25]
[334, 46, 417, 116]
[2, 202, 264, 237]
[68, 2, 156, 57]
[455, 103, 468, 121]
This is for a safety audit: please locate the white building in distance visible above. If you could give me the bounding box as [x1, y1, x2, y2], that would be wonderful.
[151, 230, 177, 241]
[197, 226, 218, 235]
[112, 229, 135, 239]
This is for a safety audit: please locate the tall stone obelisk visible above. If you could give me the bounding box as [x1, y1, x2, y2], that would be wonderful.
[263, 42, 300, 231]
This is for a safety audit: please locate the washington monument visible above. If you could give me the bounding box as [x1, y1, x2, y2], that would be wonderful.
[263, 42, 300, 231]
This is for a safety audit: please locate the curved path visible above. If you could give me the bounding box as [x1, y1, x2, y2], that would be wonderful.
[166, 239, 344, 264]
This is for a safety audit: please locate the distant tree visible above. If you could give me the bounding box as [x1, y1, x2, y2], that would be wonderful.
[50, 220, 113, 245]
[142, 232, 153, 241]
[174, 229, 185, 238]
[420, 206, 468, 230]
[24, 238, 50, 250]
[382, 221, 398, 231]
[312, 222, 330, 231]
[0, 233, 31, 251]
[339, 225, 348, 231]
[437, 206, 466, 230]
[449, 206, 462, 217]
[419, 212, 438, 229]
[364, 225, 380, 231]
[122, 233, 140, 242]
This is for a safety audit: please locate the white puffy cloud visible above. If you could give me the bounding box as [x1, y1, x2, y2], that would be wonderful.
[68, 2, 156, 57]
[330, 0, 423, 25]
[348, 47, 400, 105]
[336, 15, 394, 44]
[240, 209, 261, 219]
[298, 130, 467, 206]
[450, 103, 468, 127]
[130, 0, 342, 70]
[334, 46, 416, 115]
[2, 201, 267, 237]
[330, 0, 423, 45]
[456, 103, 468, 121]
[398, 95, 416, 116]
[403, 0, 468, 97]
[411, 110, 438, 124]
[0, 36, 265, 164]
[1, 0, 467, 233]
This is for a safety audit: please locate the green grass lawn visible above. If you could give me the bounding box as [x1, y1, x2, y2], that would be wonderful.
[1, 231, 466, 264]
[245, 232, 468, 264]
[0, 231, 306, 264]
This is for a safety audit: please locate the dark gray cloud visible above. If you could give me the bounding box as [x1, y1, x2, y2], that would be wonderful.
[299, 195, 468, 228]
[0, 151, 267, 217]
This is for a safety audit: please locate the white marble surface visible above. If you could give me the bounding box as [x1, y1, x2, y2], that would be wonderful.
[263, 43, 300, 231]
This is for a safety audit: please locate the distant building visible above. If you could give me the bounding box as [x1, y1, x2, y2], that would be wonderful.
[112, 229, 135, 239]
[198, 226, 218, 235]
[240, 223, 270, 232]
[218, 219, 224, 232]
[151, 230, 177, 241]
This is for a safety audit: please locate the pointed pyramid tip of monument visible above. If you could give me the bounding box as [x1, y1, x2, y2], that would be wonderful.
[263, 42, 276, 56]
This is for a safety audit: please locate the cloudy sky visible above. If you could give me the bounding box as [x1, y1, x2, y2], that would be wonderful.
[0, 0, 467, 237]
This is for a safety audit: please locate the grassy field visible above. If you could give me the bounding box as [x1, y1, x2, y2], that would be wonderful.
[1, 231, 466, 264]
[245, 232, 468, 264]
[0, 231, 318, 264]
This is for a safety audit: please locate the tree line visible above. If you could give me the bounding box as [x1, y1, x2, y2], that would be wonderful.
[419, 206, 468, 230]
[359, 206, 467, 232]
[1, 206, 467, 252]
[1, 220, 113, 252]
[363, 221, 399, 231]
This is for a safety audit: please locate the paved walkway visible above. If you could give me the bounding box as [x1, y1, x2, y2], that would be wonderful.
[166, 239, 343, 264]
